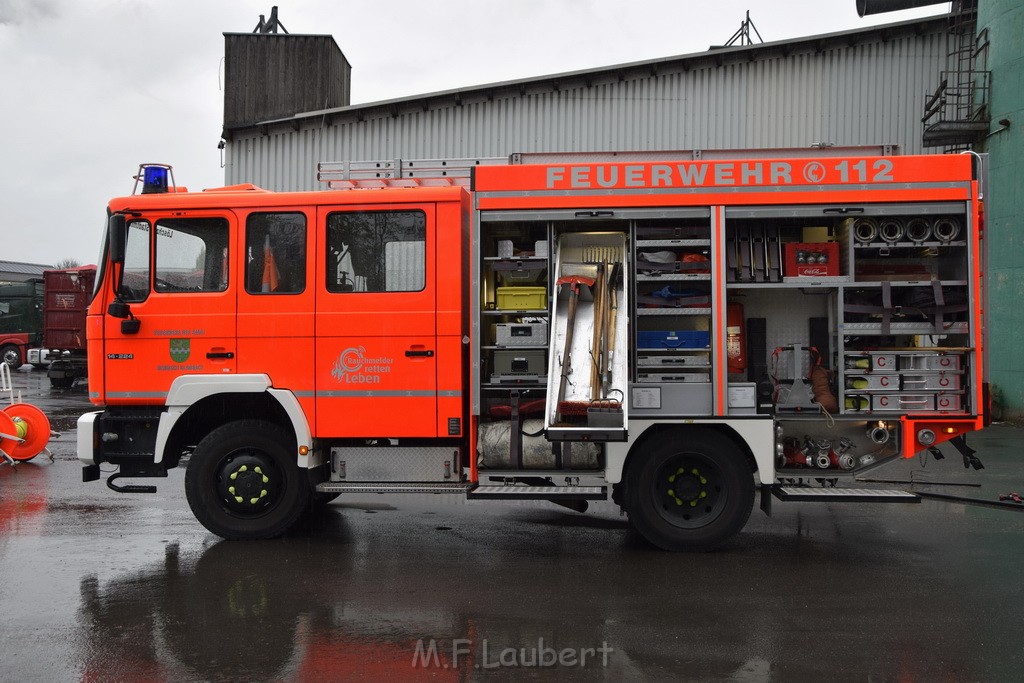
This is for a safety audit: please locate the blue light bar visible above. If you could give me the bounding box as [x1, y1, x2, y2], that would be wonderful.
[141, 165, 169, 194]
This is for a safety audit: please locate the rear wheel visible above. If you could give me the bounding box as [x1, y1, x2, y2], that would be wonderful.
[625, 429, 754, 551]
[185, 420, 311, 540]
[1, 345, 22, 369]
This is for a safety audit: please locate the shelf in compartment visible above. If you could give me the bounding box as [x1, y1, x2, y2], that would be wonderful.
[842, 346, 973, 352]
[635, 273, 711, 282]
[637, 348, 712, 353]
[482, 345, 549, 350]
[840, 322, 969, 334]
[482, 381, 547, 390]
[727, 280, 842, 289]
[847, 279, 968, 287]
[853, 241, 967, 249]
[637, 307, 712, 316]
[484, 256, 549, 261]
[483, 309, 549, 316]
[636, 239, 711, 248]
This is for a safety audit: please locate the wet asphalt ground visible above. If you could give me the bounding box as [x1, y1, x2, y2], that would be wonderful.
[2, 368, 1024, 681]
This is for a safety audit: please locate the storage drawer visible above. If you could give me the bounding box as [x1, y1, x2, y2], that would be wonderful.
[846, 353, 897, 371]
[872, 394, 935, 412]
[492, 350, 545, 377]
[637, 371, 710, 383]
[637, 353, 711, 367]
[495, 322, 548, 346]
[846, 374, 900, 391]
[496, 287, 547, 311]
[901, 372, 961, 391]
[637, 330, 710, 349]
[901, 353, 962, 371]
[630, 382, 713, 416]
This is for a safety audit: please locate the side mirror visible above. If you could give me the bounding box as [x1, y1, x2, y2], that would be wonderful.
[108, 214, 127, 265]
[108, 301, 131, 319]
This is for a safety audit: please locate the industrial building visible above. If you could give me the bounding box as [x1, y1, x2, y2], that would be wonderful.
[219, 0, 1024, 416]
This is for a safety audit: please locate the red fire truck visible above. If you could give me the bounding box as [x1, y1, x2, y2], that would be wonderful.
[78, 152, 987, 550]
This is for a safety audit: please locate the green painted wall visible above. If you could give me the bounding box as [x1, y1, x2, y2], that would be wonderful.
[978, 0, 1024, 417]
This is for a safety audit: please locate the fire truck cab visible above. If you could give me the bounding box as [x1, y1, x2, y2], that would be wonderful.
[79, 153, 986, 550]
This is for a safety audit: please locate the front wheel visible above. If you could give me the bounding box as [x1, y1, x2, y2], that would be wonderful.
[185, 420, 311, 540]
[1, 344, 22, 369]
[625, 429, 754, 551]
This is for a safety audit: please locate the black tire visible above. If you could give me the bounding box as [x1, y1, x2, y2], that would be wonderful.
[1, 344, 22, 369]
[625, 429, 754, 551]
[185, 420, 311, 540]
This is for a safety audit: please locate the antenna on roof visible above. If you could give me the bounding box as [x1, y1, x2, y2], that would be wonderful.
[723, 10, 763, 47]
[253, 6, 288, 34]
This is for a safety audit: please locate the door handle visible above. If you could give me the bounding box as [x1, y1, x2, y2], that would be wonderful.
[206, 351, 235, 359]
[405, 349, 434, 357]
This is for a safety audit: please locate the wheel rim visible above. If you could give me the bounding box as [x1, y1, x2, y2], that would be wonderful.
[652, 452, 728, 529]
[2, 349, 18, 367]
[214, 449, 283, 516]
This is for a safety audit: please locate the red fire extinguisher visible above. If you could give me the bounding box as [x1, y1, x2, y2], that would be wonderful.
[727, 302, 746, 374]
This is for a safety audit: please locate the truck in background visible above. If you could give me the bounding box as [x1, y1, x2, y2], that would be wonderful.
[28, 266, 97, 388]
[78, 153, 988, 550]
[0, 279, 44, 369]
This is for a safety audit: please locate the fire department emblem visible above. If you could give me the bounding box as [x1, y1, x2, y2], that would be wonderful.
[170, 338, 191, 363]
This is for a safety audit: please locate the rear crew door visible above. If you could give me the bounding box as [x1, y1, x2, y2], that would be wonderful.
[236, 209, 316, 424]
[314, 204, 438, 438]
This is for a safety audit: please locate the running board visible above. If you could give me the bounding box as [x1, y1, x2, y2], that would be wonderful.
[773, 487, 920, 503]
[467, 485, 607, 501]
[316, 482, 471, 494]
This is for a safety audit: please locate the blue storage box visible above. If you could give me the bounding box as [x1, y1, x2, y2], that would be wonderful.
[637, 330, 710, 349]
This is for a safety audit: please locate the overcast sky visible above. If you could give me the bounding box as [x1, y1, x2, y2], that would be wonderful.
[0, 0, 947, 266]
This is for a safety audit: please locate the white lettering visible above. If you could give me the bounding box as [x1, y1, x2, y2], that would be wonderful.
[411, 639, 441, 668]
[624, 165, 644, 187]
[651, 164, 672, 186]
[714, 163, 736, 185]
[596, 165, 618, 188]
[677, 164, 708, 186]
[452, 639, 471, 667]
[546, 167, 565, 187]
[571, 167, 589, 188]
[741, 162, 763, 185]
[771, 162, 792, 184]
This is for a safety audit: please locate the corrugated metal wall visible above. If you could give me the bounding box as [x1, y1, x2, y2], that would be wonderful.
[225, 23, 948, 190]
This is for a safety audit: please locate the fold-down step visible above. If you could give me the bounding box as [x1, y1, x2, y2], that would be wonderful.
[468, 485, 606, 500]
[773, 487, 920, 503]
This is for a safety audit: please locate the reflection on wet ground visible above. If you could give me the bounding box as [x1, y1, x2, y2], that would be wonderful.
[2, 366, 1024, 681]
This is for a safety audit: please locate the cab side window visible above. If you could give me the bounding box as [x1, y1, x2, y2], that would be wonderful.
[154, 217, 229, 293]
[326, 210, 426, 293]
[245, 212, 306, 294]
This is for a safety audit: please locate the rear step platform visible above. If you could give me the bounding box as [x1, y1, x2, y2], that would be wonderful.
[773, 487, 920, 503]
[468, 486, 607, 500]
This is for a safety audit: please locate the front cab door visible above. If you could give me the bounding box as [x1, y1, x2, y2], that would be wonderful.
[103, 212, 236, 403]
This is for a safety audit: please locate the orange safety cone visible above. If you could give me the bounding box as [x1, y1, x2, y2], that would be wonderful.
[261, 234, 279, 292]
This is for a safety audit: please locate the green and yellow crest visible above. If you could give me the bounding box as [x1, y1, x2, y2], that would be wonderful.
[170, 338, 191, 363]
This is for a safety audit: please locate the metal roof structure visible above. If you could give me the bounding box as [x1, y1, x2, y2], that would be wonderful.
[0, 261, 52, 283]
[222, 15, 953, 191]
